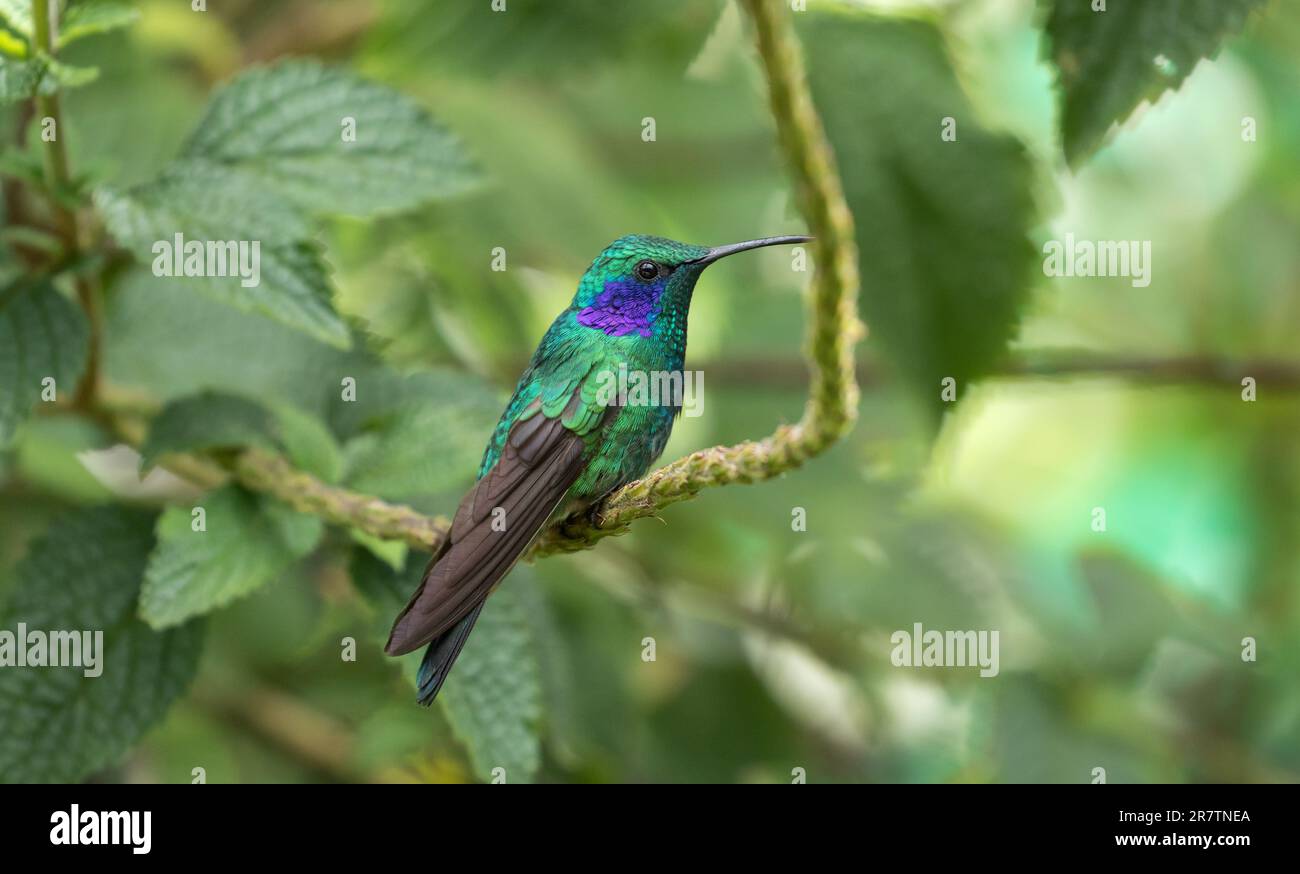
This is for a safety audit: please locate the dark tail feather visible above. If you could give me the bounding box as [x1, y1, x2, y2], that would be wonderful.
[415, 602, 485, 706]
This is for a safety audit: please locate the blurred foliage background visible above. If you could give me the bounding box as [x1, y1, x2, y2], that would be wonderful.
[1, 0, 1298, 783]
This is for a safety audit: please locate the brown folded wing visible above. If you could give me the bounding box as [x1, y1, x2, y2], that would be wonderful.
[385, 403, 591, 656]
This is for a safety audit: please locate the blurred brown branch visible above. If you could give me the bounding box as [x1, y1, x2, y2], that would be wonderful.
[192, 681, 364, 782]
[694, 352, 1300, 391]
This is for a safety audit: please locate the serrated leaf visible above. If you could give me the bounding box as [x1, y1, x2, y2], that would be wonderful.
[0, 507, 205, 783]
[181, 59, 480, 217]
[58, 0, 140, 49]
[95, 165, 349, 347]
[139, 485, 323, 628]
[439, 584, 542, 783]
[104, 267, 504, 427]
[95, 58, 479, 346]
[97, 160, 311, 245]
[140, 390, 281, 468]
[1042, 0, 1267, 166]
[183, 240, 346, 348]
[0, 280, 88, 447]
[802, 13, 1037, 420]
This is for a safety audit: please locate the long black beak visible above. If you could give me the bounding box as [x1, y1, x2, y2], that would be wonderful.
[689, 235, 812, 266]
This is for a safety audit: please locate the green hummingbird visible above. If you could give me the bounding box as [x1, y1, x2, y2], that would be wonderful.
[386, 233, 810, 704]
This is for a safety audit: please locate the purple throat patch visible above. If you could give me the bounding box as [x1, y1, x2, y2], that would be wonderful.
[577, 279, 662, 338]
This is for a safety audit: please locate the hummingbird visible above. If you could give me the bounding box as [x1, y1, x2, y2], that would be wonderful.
[385, 233, 810, 704]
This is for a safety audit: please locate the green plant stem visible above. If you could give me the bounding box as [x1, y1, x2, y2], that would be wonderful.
[32, 0, 101, 408]
[32, 2, 64, 205]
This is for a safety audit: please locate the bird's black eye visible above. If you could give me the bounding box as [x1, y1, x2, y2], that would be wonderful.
[635, 260, 659, 281]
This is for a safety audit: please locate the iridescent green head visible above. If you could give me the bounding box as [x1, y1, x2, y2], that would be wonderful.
[574, 233, 810, 339]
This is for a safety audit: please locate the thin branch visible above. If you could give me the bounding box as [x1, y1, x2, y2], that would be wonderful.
[232, 448, 449, 550]
[192, 681, 365, 782]
[1000, 350, 1300, 388]
[107, 410, 447, 551]
[31, 2, 72, 238]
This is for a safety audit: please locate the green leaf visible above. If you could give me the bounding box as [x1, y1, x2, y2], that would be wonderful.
[0, 507, 204, 783]
[0, 280, 88, 447]
[139, 485, 323, 629]
[349, 526, 408, 573]
[181, 59, 480, 217]
[327, 366, 502, 441]
[93, 59, 479, 348]
[1042, 0, 1268, 166]
[348, 542, 419, 609]
[439, 584, 543, 783]
[95, 164, 350, 347]
[0, 1, 106, 94]
[0, 147, 43, 185]
[802, 13, 1037, 419]
[103, 266, 366, 410]
[97, 160, 312, 245]
[368, 0, 714, 79]
[140, 390, 281, 468]
[40, 58, 98, 91]
[58, 0, 140, 49]
[0, 0, 31, 38]
[140, 389, 342, 481]
[104, 266, 504, 429]
[0, 56, 41, 103]
[343, 401, 495, 500]
[269, 400, 344, 482]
